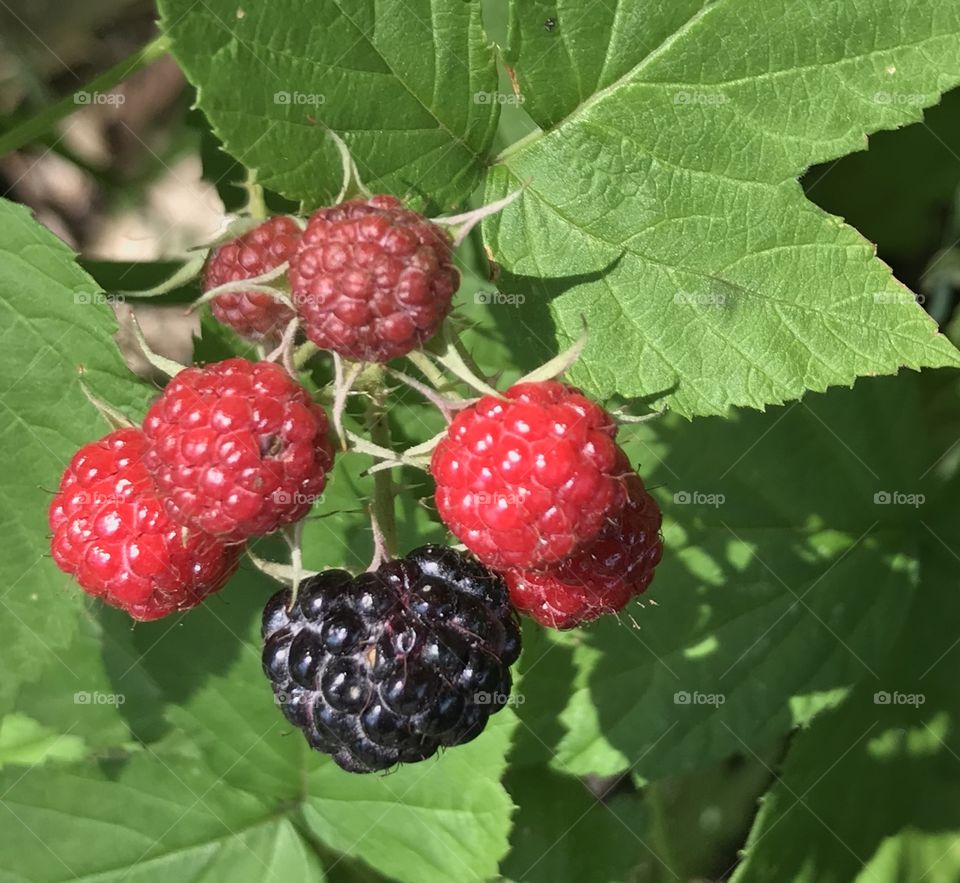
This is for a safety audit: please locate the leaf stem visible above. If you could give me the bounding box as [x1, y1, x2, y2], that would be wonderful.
[0, 35, 172, 157]
[492, 127, 544, 165]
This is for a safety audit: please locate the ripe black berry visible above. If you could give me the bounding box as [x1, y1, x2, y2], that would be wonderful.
[261, 546, 522, 773]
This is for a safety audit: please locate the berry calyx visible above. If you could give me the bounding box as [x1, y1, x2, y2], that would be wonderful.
[49, 428, 242, 621]
[203, 216, 300, 340]
[142, 358, 334, 541]
[261, 545, 521, 773]
[288, 195, 459, 362]
[431, 380, 627, 570]
[505, 475, 663, 629]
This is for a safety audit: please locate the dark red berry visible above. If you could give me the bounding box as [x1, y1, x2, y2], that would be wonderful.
[288, 195, 459, 362]
[505, 474, 663, 629]
[204, 216, 300, 340]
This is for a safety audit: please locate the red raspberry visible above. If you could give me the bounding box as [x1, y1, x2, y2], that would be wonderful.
[505, 475, 663, 629]
[431, 381, 627, 570]
[142, 358, 334, 541]
[204, 216, 300, 340]
[288, 195, 459, 362]
[49, 428, 242, 621]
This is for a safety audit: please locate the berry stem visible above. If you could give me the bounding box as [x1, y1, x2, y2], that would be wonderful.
[246, 547, 319, 587]
[365, 367, 398, 561]
[431, 187, 524, 248]
[0, 35, 171, 156]
[242, 169, 268, 221]
[329, 129, 372, 202]
[265, 317, 300, 377]
[188, 263, 293, 311]
[284, 520, 306, 604]
[385, 367, 465, 421]
[331, 355, 364, 451]
[77, 379, 136, 430]
[116, 251, 207, 300]
[294, 341, 320, 369]
[125, 310, 187, 378]
[515, 322, 588, 384]
[405, 350, 458, 394]
[423, 324, 502, 398]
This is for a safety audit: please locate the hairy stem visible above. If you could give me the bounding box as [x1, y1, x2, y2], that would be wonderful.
[406, 349, 456, 393]
[365, 367, 398, 561]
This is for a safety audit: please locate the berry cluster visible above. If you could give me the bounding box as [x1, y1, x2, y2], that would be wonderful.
[204, 196, 458, 362]
[431, 381, 663, 629]
[52, 193, 663, 774]
[50, 358, 335, 620]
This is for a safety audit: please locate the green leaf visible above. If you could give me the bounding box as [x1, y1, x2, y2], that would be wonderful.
[0, 752, 325, 882]
[505, 0, 712, 128]
[733, 538, 960, 883]
[501, 765, 652, 883]
[0, 713, 86, 770]
[535, 373, 938, 779]
[804, 87, 960, 266]
[22, 558, 519, 883]
[303, 712, 517, 883]
[0, 198, 151, 716]
[484, 0, 960, 416]
[157, 0, 500, 210]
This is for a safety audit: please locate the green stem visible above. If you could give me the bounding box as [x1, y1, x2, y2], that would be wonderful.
[243, 169, 268, 220]
[294, 341, 320, 369]
[406, 349, 454, 392]
[365, 368, 398, 559]
[0, 35, 171, 157]
[493, 127, 544, 165]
